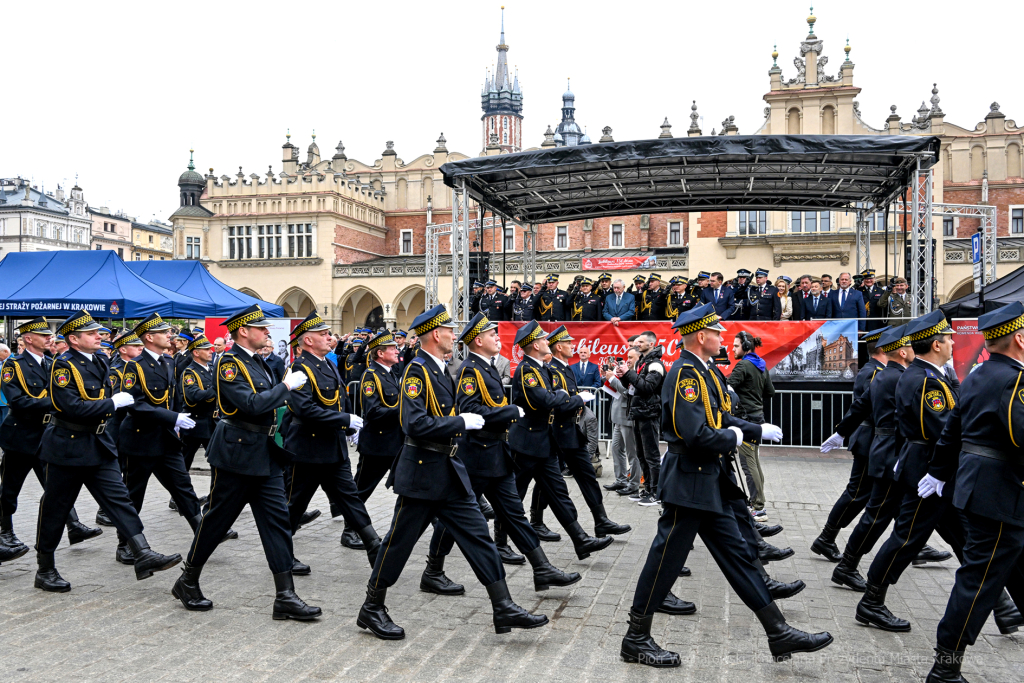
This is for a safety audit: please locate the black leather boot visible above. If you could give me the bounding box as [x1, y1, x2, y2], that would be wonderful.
[340, 524, 366, 550]
[479, 496, 495, 520]
[168, 497, 178, 511]
[620, 610, 680, 667]
[525, 546, 581, 591]
[764, 574, 806, 600]
[357, 585, 404, 639]
[1, 542, 29, 563]
[65, 509, 102, 545]
[856, 582, 911, 631]
[757, 538, 795, 563]
[272, 571, 321, 621]
[419, 554, 465, 595]
[291, 556, 311, 575]
[679, 566, 691, 577]
[913, 544, 953, 566]
[0, 516, 28, 554]
[34, 552, 71, 593]
[356, 525, 382, 568]
[925, 645, 967, 683]
[755, 521, 784, 538]
[530, 507, 561, 542]
[755, 602, 834, 661]
[115, 532, 135, 565]
[485, 579, 548, 634]
[566, 521, 613, 560]
[493, 524, 524, 565]
[171, 562, 213, 611]
[593, 502, 631, 537]
[831, 550, 867, 591]
[810, 523, 843, 562]
[656, 591, 696, 615]
[992, 589, 1024, 635]
[127, 534, 182, 580]
[94, 508, 114, 527]
[295, 509, 321, 532]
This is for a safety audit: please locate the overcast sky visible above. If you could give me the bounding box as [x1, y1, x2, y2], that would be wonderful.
[6, 1, 1022, 220]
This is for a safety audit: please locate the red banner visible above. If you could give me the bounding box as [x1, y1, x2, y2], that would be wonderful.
[497, 320, 860, 382]
[951, 319, 987, 378]
[581, 255, 657, 271]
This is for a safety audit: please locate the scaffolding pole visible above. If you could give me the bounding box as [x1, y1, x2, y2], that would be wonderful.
[909, 161, 934, 316]
[855, 209, 870, 275]
[524, 223, 537, 285]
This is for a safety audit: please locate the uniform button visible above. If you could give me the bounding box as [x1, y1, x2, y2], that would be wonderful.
[698, 466, 702, 471]
[418, 460, 423, 464]
[71, 435, 74, 439]
[312, 433, 315, 437]
[238, 439, 242, 442]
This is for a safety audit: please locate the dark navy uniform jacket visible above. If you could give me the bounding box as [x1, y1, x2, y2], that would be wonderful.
[548, 357, 588, 450]
[0, 352, 54, 454]
[930, 353, 1024, 526]
[120, 350, 181, 459]
[508, 354, 583, 458]
[105, 356, 130, 446]
[205, 347, 290, 477]
[388, 350, 473, 500]
[893, 358, 958, 487]
[455, 353, 520, 478]
[357, 362, 403, 458]
[834, 358, 886, 458]
[658, 350, 762, 513]
[638, 287, 667, 321]
[569, 292, 603, 321]
[747, 284, 783, 321]
[180, 360, 218, 441]
[535, 288, 568, 321]
[38, 349, 118, 467]
[282, 352, 353, 464]
[510, 293, 537, 321]
[866, 361, 905, 479]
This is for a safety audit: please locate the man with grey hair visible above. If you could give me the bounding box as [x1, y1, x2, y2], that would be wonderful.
[603, 279, 636, 327]
[603, 346, 641, 495]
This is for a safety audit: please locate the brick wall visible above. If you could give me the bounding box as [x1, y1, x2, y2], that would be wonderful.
[943, 183, 1024, 237]
[696, 211, 727, 238]
[333, 223, 387, 263]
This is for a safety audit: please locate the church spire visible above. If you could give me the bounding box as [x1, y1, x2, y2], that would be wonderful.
[480, 6, 523, 153]
[494, 6, 510, 91]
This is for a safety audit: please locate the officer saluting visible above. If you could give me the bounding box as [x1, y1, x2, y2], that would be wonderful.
[534, 274, 568, 321]
[34, 310, 181, 592]
[357, 304, 547, 640]
[510, 281, 537, 321]
[621, 304, 830, 667]
[861, 270, 888, 332]
[171, 304, 320, 621]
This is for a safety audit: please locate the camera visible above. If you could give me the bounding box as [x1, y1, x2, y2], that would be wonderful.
[712, 345, 731, 367]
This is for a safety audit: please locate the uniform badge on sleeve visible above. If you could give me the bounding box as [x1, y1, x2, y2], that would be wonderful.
[362, 380, 375, 396]
[925, 389, 945, 412]
[221, 363, 237, 381]
[679, 378, 699, 403]
[1, 367, 12, 383]
[184, 374, 196, 386]
[1018, 389, 1024, 405]
[54, 368, 71, 388]
[123, 372, 137, 389]
[404, 377, 422, 398]
[461, 377, 477, 396]
[525, 372, 539, 388]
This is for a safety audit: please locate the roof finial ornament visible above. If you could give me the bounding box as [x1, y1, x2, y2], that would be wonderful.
[807, 6, 816, 36]
[312, 129, 316, 140]
[772, 44, 778, 66]
[844, 38, 851, 62]
[659, 117, 673, 139]
[188, 148, 195, 171]
[688, 100, 701, 134]
[930, 83, 943, 116]
[286, 128, 291, 141]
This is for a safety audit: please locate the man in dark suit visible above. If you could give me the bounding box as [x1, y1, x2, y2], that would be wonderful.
[802, 279, 835, 320]
[262, 338, 286, 383]
[829, 272, 867, 331]
[570, 346, 602, 389]
[700, 272, 735, 320]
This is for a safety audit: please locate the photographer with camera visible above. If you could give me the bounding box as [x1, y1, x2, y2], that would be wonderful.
[616, 331, 665, 506]
[603, 346, 642, 496]
[728, 332, 775, 521]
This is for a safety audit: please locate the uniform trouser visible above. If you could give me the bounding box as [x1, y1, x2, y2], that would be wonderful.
[609, 424, 639, 484]
[633, 418, 662, 496]
[181, 435, 207, 472]
[287, 460, 371, 534]
[369, 490, 504, 591]
[825, 455, 872, 529]
[125, 449, 202, 522]
[36, 460, 143, 555]
[936, 511, 1024, 651]
[1, 449, 77, 526]
[844, 476, 904, 557]
[186, 464, 293, 575]
[534, 443, 603, 518]
[354, 453, 395, 503]
[431, 471, 539, 558]
[631, 501, 772, 617]
[512, 452, 580, 530]
[738, 440, 766, 509]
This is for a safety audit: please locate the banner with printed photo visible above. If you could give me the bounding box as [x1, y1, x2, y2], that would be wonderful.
[580, 255, 657, 271]
[950, 319, 986, 378]
[204, 317, 300, 363]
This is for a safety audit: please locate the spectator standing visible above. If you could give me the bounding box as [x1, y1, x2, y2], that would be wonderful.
[821, 274, 835, 294]
[885, 277, 911, 325]
[775, 277, 795, 320]
[701, 272, 735, 320]
[0, 343, 10, 425]
[793, 275, 812, 318]
[602, 279, 635, 326]
[802, 279, 835, 319]
[830, 272, 867, 330]
[570, 346, 602, 389]
[603, 347, 641, 495]
[261, 339, 286, 383]
[616, 330, 665, 506]
[728, 333, 775, 520]
[492, 351, 511, 386]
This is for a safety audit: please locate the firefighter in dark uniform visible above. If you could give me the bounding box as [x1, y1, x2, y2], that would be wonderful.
[427, 313, 581, 590]
[178, 334, 219, 474]
[595, 272, 613, 304]
[172, 330, 194, 394]
[534, 274, 568, 321]
[470, 281, 484, 315]
[664, 276, 697, 319]
[343, 337, 367, 385]
[923, 301, 1024, 682]
[34, 310, 181, 592]
[510, 281, 537, 321]
[282, 312, 381, 575]
[628, 274, 647, 318]
[569, 277, 603, 321]
[638, 273, 667, 321]
[0, 318, 102, 562]
[477, 281, 496, 321]
[620, 304, 831, 668]
[356, 304, 547, 640]
[861, 269, 889, 332]
[728, 269, 753, 320]
[483, 281, 509, 321]
[171, 304, 321, 621]
[747, 268, 782, 321]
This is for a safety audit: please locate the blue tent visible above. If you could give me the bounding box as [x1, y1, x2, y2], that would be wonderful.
[126, 260, 285, 317]
[0, 251, 211, 319]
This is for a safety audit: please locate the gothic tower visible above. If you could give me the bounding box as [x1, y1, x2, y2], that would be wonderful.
[480, 7, 523, 153]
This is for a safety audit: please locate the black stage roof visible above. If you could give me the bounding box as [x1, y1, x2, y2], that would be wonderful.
[441, 135, 941, 224]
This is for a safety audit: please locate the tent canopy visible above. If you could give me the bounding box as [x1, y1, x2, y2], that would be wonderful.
[0, 251, 212, 319]
[941, 264, 1024, 318]
[441, 135, 942, 224]
[126, 260, 284, 317]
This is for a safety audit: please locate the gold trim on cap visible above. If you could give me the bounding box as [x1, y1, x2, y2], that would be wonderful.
[982, 314, 1024, 340]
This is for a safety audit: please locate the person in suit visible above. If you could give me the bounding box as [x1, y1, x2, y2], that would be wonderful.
[492, 352, 511, 386]
[602, 279, 636, 326]
[802, 279, 835, 320]
[700, 272, 735, 320]
[570, 346, 601, 390]
[829, 272, 867, 330]
[261, 338, 286, 383]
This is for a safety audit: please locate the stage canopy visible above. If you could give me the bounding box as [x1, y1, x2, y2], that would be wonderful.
[441, 135, 942, 223]
[941, 263, 1024, 318]
[0, 251, 211, 319]
[126, 260, 284, 317]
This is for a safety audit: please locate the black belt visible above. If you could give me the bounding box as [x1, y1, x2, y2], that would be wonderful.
[51, 416, 106, 435]
[221, 418, 277, 437]
[875, 427, 896, 436]
[481, 430, 509, 442]
[963, 444, 1010, 461]
[404, 436, 457, 457]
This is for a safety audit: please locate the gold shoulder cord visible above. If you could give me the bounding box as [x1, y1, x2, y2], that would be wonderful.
[398, 363, 454, 427]
[128, 360, 169, 409]
[670, 367, 722, 440]
[214, 355, 257, 417]
[49, 361, 106, 411]
[361, 369, 397, 412]
[182, 368, 215, 408]
[707, 368, 732, 414]
[472, 368, 508, 408]
[299, 359, 340, 409]
[665, 297, 679, 320]
[537, 297, 553, 317]
[519, 365, 546, 411]
[9, 359, 47, 400]
[919, 376, 957, 441]
[572, 301, 583, 320]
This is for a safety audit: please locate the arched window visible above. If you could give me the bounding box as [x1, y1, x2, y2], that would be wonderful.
[422, 176, 433, 206]
[821, 106, 836, 135]
[1007, 143, 1022, 178]
[970, 147, 986, 180]
[396, 178, 408, 208]
[787, 107, 801, 135]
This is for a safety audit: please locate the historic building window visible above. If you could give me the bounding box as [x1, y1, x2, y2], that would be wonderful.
[288, 223, 313, 257]
[118, 247, 124, 259]
[228, 226, 253, 259]
[186, 236, 201, 260]
[668, 221, 682, 245]
[943, 217, 955, 237]
[95, 244, 102, 250]
[257, 225, 281, 259]
[134, 252, 141, 261]
[790, 211, 831, 233]
[504, 227, 515, 251]
[610, 224, 623, 247]
[1012, 208, 1024, 234]
[400, 230, 413, 255]
[556, 226, 568, 250]
[738, 211, 767, 235]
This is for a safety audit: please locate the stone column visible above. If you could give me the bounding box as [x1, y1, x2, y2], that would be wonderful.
[582, 219, 593, 252]
[639, 215, 650, 252]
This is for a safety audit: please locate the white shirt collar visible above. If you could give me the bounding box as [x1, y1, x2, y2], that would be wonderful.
[918, 357, 946, 375]
[374, 360, 394, 373]
[234, 344, 256, 357]
[144, 347, 162, 362]
[421, 349, 446, 373]
[27, 350, 45, 365]
[551, 357, 568, 369]
[471, 351, 494, 365]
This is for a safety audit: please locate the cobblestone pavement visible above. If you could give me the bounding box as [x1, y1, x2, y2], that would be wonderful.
[1, 448, 1022, 682]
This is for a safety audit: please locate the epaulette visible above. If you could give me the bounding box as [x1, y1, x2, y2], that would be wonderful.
[411, 357, 426, 365]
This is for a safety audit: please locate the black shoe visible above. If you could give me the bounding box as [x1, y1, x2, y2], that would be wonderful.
[295, 509, 321, 532]
[567, 521, 614, 560]
[758, 539, 795, 563]
[115, 542, 135, 565]
[220, 528, 238, 543]
[617, 485, 639, 497]
[755, 521, 784, 538]
[657, 591, 696, 615]
[831, 550, 867, 592]
[531, 522, 561, 543]
[0, 527, 28, 554]
[272, 571, 321, 621]
[34, 553, 71, 593]
[603, 481, 626, 491]
[127, 534, 182, 580]
[913, 544, 953, 566]
[94, 508, 114, 527]
[341, 527, 366, 550]
[357, 586, 405, 640]
[810, 524, 843, 563]
[594, 503, 631, 537]
[485, 579, 548, 634]
[291, 557, 311, 576]
[0, 543, 29, 563]
[420, 554, 465, 595]
[561, 468, 573, 478]
[755, 602, 834, 661]
[172, 562, 213, 611]
[526, 546, 581, 591]
[479, 497, 495, 520]
[620, 610, 681, 667]
[198, 495, 209, 508]
[168, 498, 178, 512]
[992, 589, 1024, 635]
[355, 525, 382, 568]
[66, 519, 102, 545]
[925, 645, 967, 683]
[497, 543, 526, 565]
[679, 566, 691, 577]
[765, 575, 806, 600]
[855, 582, 911, 632]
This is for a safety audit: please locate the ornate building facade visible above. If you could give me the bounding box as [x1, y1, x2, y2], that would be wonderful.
[0, 178, 92, 256]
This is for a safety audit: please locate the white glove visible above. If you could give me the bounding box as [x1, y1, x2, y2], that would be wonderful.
[820, 431, 845, 453]
[175, 413, 196, 430]
[728, 426, 744, 447]
[348, 415, 364, 431]
[761, 424, 784, 442]
[111, 392, 134, 409]
[516, 406, 525, 418]
[461, 412, 485, 431]
[577, 391, 596, 402]
[283, 368, 307, 390]
[918, 474, 945, 499]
